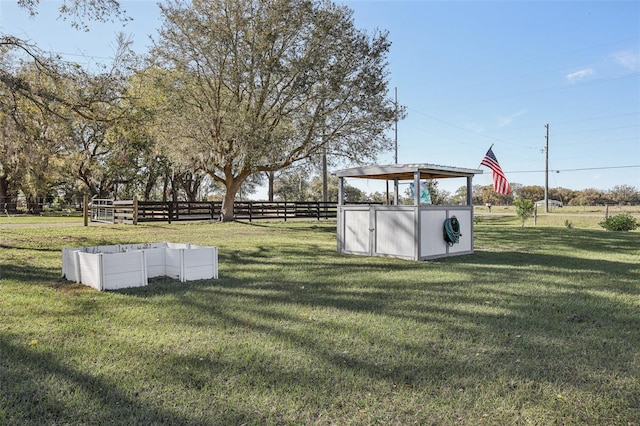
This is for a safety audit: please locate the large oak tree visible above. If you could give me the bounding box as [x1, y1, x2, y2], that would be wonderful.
[150, 0, 401, 221]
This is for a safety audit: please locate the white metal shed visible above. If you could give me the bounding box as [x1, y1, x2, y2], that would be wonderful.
[333, 163, 483, 261]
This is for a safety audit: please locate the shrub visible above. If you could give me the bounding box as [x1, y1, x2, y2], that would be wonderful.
[513, 198, 534, 228]
[599, 213, 638, 231]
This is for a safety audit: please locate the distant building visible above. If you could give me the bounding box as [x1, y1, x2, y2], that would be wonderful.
[535, 199, 563, 208]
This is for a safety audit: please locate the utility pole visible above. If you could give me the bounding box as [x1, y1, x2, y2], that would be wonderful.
[545, 123, 549, 213]
[321, 98, 328, 204]
[393, 87, 399, 205]
[394, 87, 398, 164]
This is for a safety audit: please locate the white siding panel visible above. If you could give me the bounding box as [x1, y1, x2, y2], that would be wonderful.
[183, 248, 217, 281]
[375, 209, 415, 259]
[101, 251, 147, 290]
[62, 247, 84, 282]
[144, 248, 166, 278]
[343, 210, 370, 254]
[447, 210, 473, 253]
[164, 248, 184, 281]
[420, 209, 448, 258]
[76, 252, 102, 290]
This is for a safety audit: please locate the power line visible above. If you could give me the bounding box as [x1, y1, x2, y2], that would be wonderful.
[503, 111, 640, 132]
[407, 107, 535, 149]
[552, 124, 639, 136]
[507, 164, 640, 174]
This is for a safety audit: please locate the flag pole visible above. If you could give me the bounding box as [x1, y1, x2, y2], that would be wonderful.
[478, 143, 494, 168]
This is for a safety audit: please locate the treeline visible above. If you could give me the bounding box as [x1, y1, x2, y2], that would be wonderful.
[1, 1, 402, 220]
[251, 173, 640, 206]
[1, 1, 635, 216]
[467, 183, 640, 206]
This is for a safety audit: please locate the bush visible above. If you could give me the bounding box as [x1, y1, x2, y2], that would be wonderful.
[599, 213, 638, 231]
[513, 198, 534, 228]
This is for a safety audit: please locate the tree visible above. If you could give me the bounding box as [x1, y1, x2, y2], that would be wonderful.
[516, 185, 544, 202]
[13, 0, 130, 30]
[609, 185, 639, 206]
[308, 174, 365, 202]
[150, 0, 400, 221]
[568, 188, 607, 206]
[513, 198, 534, 228]
[426, 180, 451, 205]
[452, 185, 468, 205]
[273, 167, 310, 202]
[549, 187, 575, 206]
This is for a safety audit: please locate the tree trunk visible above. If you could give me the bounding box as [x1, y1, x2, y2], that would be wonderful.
[0, 175, 8, 201]
[267, 171, 274, 202]
[26, 195, 42, 214]
[220, 188, 236, 222]
[219, 170, 249, 222]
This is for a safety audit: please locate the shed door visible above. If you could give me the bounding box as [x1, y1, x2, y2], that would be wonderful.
[373, 208, 416, 259]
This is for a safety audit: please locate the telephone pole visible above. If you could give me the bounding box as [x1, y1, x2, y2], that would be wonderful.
[393, 87, 399, 205]
[545, 123, 549, 213]
[394, 87, 398, 164]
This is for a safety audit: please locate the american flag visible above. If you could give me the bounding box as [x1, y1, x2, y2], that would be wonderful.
[481, 147, 510, 195]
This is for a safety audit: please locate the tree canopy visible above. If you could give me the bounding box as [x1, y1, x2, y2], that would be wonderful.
[150, 0, 401, 220]
[15, 0, 130, 30]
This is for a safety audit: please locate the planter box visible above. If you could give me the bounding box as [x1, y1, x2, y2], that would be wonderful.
[62, 242, 218, 291]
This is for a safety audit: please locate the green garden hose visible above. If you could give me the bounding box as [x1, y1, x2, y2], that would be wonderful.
[443, 216, 461, 246]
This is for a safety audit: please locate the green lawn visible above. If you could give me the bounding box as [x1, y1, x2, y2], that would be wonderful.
[1, 219, 638, 425]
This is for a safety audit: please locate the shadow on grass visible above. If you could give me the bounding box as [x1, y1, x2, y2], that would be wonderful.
[3, 224, 639, 423]
[117, 237, 639, 402]
[0, 331, 271, 425]
[234, 219, 337, 233]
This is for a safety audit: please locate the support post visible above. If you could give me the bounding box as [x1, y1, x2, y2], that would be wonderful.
[133, 196, 138, 225]
[466, 176, 473, 206]
[413, 172, 420, 206]
[394, 178, 399, 205]
[83, 194, 89, 226]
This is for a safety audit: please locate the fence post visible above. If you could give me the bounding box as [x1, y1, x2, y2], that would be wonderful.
[167, 202, 172, 224]
[249, 202, 253, 222]
[316, 202, 320, 220]
[83, 194, 89, 226]
[133, 196, 138, 225]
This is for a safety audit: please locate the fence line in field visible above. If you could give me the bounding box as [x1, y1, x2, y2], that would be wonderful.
[86, 197, 343, 224]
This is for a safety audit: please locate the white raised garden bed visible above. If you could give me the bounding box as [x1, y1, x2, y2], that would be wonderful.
[62, 242, 218, 291]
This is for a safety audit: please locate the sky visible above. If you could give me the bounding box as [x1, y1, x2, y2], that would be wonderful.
[1, 0, 639, 199]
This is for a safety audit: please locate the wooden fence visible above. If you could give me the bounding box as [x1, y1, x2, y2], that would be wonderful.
[87, 198, 340, 224]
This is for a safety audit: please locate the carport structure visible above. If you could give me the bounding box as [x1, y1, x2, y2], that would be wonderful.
[333, 163, 483, 261]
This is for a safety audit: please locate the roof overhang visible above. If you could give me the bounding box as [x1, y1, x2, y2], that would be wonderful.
[332, 163, 483, 180]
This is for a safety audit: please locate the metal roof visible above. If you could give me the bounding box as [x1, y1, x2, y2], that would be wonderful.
[332, 163, 483, 180]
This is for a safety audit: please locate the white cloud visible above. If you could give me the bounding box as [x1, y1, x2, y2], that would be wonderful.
[566, 68, 594, 83]
[612, 50, 640, 72]
[497, 109, 526, 127]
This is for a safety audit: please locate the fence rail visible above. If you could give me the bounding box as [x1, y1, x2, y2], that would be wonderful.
[88, 198, 341, 224]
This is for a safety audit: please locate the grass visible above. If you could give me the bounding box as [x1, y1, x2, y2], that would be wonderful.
[1, 218, 639, 425]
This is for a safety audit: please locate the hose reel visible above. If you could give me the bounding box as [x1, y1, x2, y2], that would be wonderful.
[443, 216, 461, 246]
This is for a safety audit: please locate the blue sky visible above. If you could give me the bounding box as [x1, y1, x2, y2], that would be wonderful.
[1, 0, 639, 198]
